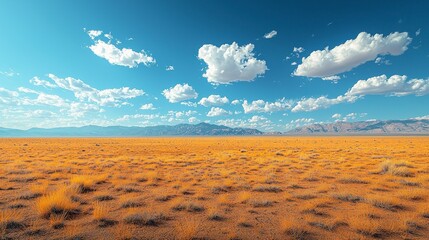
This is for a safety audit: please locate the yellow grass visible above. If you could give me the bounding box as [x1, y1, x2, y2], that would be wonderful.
[0, 137, 428, 239]
[35, 186, 79, 218]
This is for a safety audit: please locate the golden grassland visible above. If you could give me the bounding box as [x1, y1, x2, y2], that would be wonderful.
[0, 137, 428, 240]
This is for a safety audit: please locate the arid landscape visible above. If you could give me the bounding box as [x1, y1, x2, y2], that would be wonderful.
[0, 137, 428, 239]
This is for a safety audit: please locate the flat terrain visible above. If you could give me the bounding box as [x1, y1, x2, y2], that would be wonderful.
[1, 137, 429, 240]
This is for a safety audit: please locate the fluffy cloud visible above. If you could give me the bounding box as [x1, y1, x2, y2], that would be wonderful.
[0, 86, 69, 108]
[248, 115, 268, 123]
[198, 42, 267, 84]
[68, 102, 100, 118]
[291, 95, 358, 112]
[231, 99, 240, 105]
[264, 30, 277, 39]
[47, 74, 145, 106]
[30, 77, 57, 88]
[216, 116, 274, 131]
[87, 29, 102, 40]
[198, 95, 229, 107]
[162, 83, 198, 103]
[292, 74, 428, 113]
[242, 98, 293, 113]
[346, 74, 429, 96]
[140, 103, 156, 110]
[207, 107, 230, 117]
[294, 32, 412, 78]
[86, 30, 155, 68]
[89, 40, 155, 68]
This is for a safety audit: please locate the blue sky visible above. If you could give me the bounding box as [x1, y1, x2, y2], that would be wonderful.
[0, 0, 428, 131]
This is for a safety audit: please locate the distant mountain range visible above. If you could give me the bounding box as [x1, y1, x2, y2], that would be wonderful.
[286, 119, 429, 135]
[1, 120, 428, 137]
[0, 122, 262, 137]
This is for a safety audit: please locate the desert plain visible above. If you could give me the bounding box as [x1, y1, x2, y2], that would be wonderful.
[0, 137, 429, 240]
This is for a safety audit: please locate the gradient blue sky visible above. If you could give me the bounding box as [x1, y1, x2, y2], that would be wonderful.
[0, 0, 428, 131]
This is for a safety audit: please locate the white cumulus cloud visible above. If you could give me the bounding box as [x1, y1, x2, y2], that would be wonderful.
[162, 83, 198, 103]
[207, 107, 230, 117]
[47, 74, 145, 106]
[89, 40, 155, 68]
[294, 32, 412, 78]
[291, 95, 358, 112]
[242, 98, 293, 113]
[346, 74, 429, 97]
[30, 77, 57, 88]
[140, 103, 156, 110]
[198, 95, 229, 107]
[87, 29, 102, 40]
[198, 42, 267, 84]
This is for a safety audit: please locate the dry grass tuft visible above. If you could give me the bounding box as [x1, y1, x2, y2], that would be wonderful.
[333, 193, 364, 203]
[49, 213, 66, 229]
[379, 161, 413, 177]
[0, 209, 25, 230]
[171, 200, 205, 212]
[35, 186, 79, 218]
[123, 212, 168, 226]
[253, 185, 282, 193]
[280, 218, 311, 240]
[369, 197, 405, 212]
[93, 201, 109, 221]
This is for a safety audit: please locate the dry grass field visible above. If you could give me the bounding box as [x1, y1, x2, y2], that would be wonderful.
[0, 137, 429, 240]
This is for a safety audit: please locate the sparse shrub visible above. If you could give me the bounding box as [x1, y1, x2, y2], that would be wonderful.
[251, 200, 274, 207]
[308, 218, 346, 231]
[369, 197, 405, 212]
[124, 212, 167, 226]
[70, 176, 95, 193]
[333, 193, 364, 203]
[155, 195, 174, 202]
[398, 188, 427, 201]
[134, 172, 161, 184]
[121, 200, 143, 209]
[171, 201, 204, 212]
[280, 219, 311, 240]
[19, 192, 42, 200]
[295, 194, 316, 200]
[49, 213, 66, 229]
[399, 180, 421, 187]
[253, 185, 282, 193]
[95, 195, 114, 201]
[207, 208, 225, 221]
[379, 161, 413, 177]
[338, 177, 369, 184]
